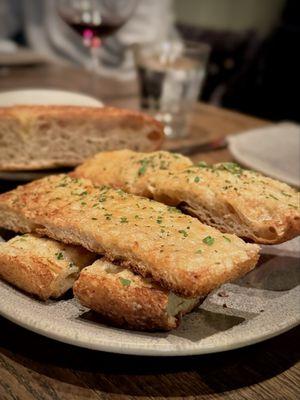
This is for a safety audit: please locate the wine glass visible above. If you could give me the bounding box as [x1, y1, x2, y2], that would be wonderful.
[57, 0, 137, 88]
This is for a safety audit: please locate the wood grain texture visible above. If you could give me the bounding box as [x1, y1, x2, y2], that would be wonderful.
[0, 64, 299, 400]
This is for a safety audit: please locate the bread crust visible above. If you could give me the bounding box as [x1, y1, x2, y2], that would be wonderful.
[0, 234, 96, 300]
[74, 151, 300, 244]
[0, 175, 259, 298]
[0, 106, 164, 170]
[74, 259, 200, 331]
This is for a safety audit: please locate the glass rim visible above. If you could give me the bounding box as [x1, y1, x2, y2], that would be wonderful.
[132, 39, 210, 58]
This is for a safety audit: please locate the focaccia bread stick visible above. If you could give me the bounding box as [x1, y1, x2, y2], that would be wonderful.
[73, 150, 300, 244]
[74, 259, 201, 331]
[0, 234, 96, 300]
[0, 175, 259, 298]
[72, 149, 193, 197]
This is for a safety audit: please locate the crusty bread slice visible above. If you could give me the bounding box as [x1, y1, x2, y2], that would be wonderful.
[0, 234, 96, 300]
[0, 175, 259, 298]
[73, 150, 300, 244]
[74, 259, 201, 331]
[0, 106, 164, 171]
[72, 149, 193, 197]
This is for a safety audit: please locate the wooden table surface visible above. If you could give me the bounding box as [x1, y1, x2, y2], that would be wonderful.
[0, 63, 299, 400]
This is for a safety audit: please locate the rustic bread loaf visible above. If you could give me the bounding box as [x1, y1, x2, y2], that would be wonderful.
[0, 234, 96, 300]
[0, 174, 259, 298]
[74, 259, 201, 331]
[0, 106, 164, 171]
[73, 150, 300, 244]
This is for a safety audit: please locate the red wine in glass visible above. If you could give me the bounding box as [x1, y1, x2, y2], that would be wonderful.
[60, 12, 125, 47]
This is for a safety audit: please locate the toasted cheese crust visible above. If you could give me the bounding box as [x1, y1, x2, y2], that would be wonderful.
[73, 151, 300, 244]
[72, 149, 193, 197]
[74, 259, 200, 331]
[0, 106, 164, 170]
[0, 234, 96, 300]
[0, 175, 259, 298]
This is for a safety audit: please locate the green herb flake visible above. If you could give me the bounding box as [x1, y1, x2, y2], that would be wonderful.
[217, 162, 243, 175]
[198, 161, 208, 168]
[55, 252, 64, 260]
[119, 277, 131, 287]
[137, 159, 149, 176]
[178, 229, 188, 238]
[194, 176, 200, 183]
[167, 206, 181, 213]
[288, 204, 297, 209]
[281, 191, 292, 198]
[203, 236, 215, 246]
[195, 249, 202, 254]
[120, 217, 128, 223]
[223, 235, 231, 243]
[156, 217, 163, 224]
[69, 262, 75, 268]
[269, 194, 279, 200]
[104, 213, 112, 220]
[91, 217, 98, 220]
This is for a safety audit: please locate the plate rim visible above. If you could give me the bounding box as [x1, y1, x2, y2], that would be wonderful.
[0, 281, 299, 357]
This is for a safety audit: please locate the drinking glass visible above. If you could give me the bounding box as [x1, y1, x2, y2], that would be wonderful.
[57, 0, 137, 79]
[135, 40, 210, 138]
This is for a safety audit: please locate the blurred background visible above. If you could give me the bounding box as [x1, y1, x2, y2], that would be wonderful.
[0, 0, 299, 122]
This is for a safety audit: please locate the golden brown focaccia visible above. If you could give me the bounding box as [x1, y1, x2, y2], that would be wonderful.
[0, 234, 96, 300]
[0, 175, 259, 298]
[73, 150, 300, 244]
[74, 259, 201, 331]
[0, 106, 164, 171]
[72, 149, 193, 197]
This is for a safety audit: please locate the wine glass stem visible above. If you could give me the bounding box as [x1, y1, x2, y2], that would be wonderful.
[87, 42, 101, 97]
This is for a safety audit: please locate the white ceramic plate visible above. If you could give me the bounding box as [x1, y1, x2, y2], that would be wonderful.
[228, 123, 300, 187]
[0, 238, 299, 356]
[0, 89, 103, 181]
[0, 88, 103, 107]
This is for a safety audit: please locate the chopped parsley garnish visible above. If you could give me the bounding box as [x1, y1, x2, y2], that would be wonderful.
[120, 217, 128, 223]
[203, 236, 215, 246]
[194, 176, 200, 183]
[134, 215, 140, 219]
[156, 216, 163, 224]
[167, 206, 181, 213]
[217, 162, 243, 175]
[288, 204, 297, 209]
[269, 194, 278, 200]
[138, 159, 149, 176]
[178, 229, 188, 238]
[281, 191, 292, 197]
[223, 235, 231, 242]
[104, 213, 112, 220]
[119, 277, 131, 287]
[198, 161, 208, 168]
[195, 249, 202, 254]
[55, 252, 64, 260]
